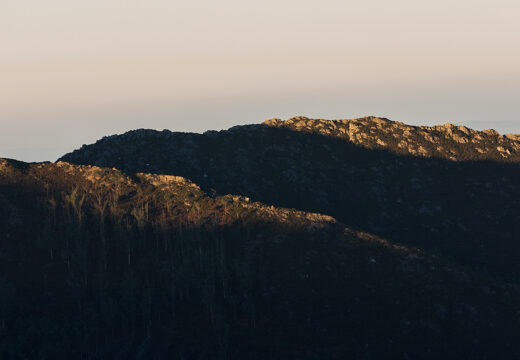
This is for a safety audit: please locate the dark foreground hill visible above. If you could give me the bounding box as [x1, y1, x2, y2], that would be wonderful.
[60, 117, 520, 280]
[1, 158, 520, 359]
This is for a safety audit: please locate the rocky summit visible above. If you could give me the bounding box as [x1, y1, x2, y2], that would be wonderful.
[1, 116, 520, 359]
[263, 116, 520, 161]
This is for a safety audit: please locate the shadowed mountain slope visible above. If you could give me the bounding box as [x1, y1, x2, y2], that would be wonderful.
[60, 117, 520, 280]
[1, 159, 520, 359]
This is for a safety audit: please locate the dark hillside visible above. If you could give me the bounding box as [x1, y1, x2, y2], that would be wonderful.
[1, 159, 520, 359]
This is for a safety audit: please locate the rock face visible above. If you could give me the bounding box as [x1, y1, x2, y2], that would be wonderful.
[60, 116, 520, 280]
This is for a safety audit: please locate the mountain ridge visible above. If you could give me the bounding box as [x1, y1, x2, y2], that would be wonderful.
[63, 116, 520, 164]
[58, 116, 520, 280]
[2, 115, 520, 358]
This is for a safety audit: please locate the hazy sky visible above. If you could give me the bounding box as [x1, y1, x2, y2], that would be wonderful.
[2, 0, 519, 162]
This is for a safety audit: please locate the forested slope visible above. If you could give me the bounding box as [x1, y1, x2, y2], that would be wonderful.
[1, 159, 520, 359]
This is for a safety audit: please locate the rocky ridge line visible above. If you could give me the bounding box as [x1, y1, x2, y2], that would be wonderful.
[263, 116, 520, 161]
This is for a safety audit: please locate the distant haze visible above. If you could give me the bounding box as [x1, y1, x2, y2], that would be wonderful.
[1, 0, 519, 162]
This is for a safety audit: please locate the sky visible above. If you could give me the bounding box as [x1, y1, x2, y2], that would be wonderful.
[1, 0, 519, 162]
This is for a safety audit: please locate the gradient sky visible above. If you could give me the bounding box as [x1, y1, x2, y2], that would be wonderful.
[2, 0, 519, 162]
